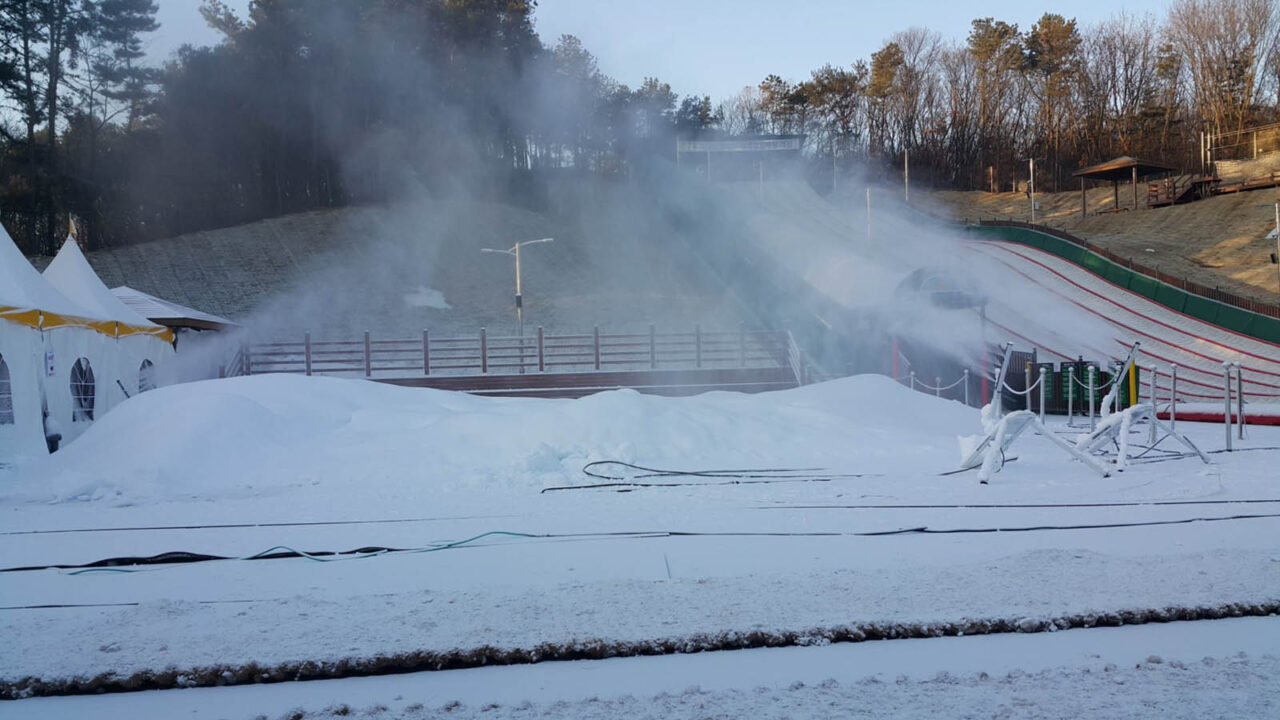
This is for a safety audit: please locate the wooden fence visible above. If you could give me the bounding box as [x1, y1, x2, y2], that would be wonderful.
[246, 325, 795, 379]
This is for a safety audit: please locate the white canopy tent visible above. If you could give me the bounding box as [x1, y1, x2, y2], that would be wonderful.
[0, 228, 174, 462]
[41, 239, 176, 446]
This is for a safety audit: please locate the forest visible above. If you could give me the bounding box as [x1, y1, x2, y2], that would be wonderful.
[1, 0, 1278, 254]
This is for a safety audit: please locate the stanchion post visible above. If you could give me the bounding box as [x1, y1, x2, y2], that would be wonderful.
[909, 371, 916, 390]
[593, 325, 601, 370]
[1236, 363, 1245, 440]
[1038, 367, 1046, 423]
[423, 329, 430, 376]
[1024, 364, 1032, 412]
[1064, 366, 1075, 422]
[304, 332, 312, 376]
[963, 369, 970, 406]
[1170, 364, 1178, 430]
[935, 376, 942, 398]
[1148, 364, 1158, 445]
[537, 326, 545, 372]
[1087, 365, 1096, 432]
[1223, 362, 1232, 451]
[481, 327, 488, 374]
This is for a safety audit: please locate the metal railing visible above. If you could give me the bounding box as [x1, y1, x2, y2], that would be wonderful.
[247, 325, 792, 378]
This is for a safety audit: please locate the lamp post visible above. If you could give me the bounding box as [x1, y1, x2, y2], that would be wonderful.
[1029, 158, 1036, 223]
[481, 238, 553, 339]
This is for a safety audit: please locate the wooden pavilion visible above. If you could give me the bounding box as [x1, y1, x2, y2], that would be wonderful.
[1071, 156, 1178, 216]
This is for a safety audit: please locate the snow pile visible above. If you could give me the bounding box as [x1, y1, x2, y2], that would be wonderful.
[4, 373, 975, 506]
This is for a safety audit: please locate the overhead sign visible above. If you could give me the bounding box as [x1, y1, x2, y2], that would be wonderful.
[677, 138, 803, 153]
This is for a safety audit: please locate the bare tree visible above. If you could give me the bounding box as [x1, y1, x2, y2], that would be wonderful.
[1168, 0, 1280, 135]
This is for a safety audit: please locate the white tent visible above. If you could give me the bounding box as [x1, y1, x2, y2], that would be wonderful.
[41, 238, 176, 446]
[1, 228, 97, 463]
[1, 228, 175, 463]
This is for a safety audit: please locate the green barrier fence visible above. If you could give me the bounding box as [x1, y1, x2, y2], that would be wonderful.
[966, 224, 1280, 345]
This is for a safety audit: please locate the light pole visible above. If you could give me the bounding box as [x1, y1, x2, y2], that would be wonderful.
[481, 237, 553, 339]
[1029, 158, 1036, 223]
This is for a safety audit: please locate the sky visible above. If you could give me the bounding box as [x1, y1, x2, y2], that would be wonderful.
[149, 0, 1177, 102]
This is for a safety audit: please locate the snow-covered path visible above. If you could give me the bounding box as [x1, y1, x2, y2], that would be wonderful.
[8, 617, 1278, 719]
[2, 374, 1277, 717]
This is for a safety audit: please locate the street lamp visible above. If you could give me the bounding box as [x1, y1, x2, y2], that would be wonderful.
[480, 237, 553, 338]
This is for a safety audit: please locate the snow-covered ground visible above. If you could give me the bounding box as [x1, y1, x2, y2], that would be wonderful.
[2, 374, 1278, 717]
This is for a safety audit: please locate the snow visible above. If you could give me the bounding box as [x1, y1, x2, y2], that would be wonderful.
[2, 373, 972, 506]
[2, 373, 1278, 716]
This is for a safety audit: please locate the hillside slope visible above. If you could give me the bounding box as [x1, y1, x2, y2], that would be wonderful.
[37, 193, 758, 341]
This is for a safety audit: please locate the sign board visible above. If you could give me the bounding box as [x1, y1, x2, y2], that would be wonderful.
[677, 138, 803, 154]
[45, 349, 55, 376]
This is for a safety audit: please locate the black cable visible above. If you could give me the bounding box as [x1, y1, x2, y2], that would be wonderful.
[7, 514, 1278, 575]
[542, 477, 841, 493]
[580, 461, 868, 481]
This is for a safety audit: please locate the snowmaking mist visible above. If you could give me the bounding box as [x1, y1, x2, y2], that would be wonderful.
[132, 3, 1114, 381]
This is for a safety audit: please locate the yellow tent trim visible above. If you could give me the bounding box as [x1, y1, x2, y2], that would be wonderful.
[0, 305, 175, 343]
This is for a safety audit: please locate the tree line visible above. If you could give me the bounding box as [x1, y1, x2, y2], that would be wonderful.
[1, 0, 1277, 254]
[722, 0, 1280, 193]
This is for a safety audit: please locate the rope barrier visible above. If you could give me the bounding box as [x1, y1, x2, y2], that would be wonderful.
[910, 375, 968, 393]
[999, 374, 1044, 396]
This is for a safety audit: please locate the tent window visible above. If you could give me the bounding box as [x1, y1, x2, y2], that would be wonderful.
[71, 358, 95, 422]
[0, 354, 13, 425]
[138, 359, 155, 393]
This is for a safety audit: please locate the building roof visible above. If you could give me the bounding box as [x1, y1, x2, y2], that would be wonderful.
[110, 286, 239, 331]
[1072, 156, 1178, 182]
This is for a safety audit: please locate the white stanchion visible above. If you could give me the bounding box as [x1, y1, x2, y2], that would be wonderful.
[1223, 362, 1233, 452]
[1236, 363, 1245, 441]
[1038, 367, 1046, 424]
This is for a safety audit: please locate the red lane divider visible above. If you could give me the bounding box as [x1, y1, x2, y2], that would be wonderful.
[970, 242, 1280, 380]
[1157, 411, 1280, 426]
[1108, 338, 1280, 397]
[980, 241, 1280, 363]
